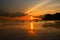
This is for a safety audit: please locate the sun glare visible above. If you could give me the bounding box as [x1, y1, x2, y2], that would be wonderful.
[30, 15, 34, 20]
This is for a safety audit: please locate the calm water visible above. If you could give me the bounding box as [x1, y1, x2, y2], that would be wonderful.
[0, 20, 60, 40]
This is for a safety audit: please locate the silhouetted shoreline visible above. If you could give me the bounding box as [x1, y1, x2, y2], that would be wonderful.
[42, 13, 60, 20]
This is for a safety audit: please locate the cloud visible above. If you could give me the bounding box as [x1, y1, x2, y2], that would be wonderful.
[25, 0, 52, 13]
[0, 12, 27, 17]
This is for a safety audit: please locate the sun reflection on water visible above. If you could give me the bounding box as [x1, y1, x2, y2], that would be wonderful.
[28, 21, 36, 36]
[28, 29, 35, 36]
[30, 15, 34, 30]
[31, 22, 34, 30]
[28, 16, 35, 36]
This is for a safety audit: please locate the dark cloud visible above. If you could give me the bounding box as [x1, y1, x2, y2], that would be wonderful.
[0, 11, 27, 17]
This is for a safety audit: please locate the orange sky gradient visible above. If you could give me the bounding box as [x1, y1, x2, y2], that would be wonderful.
[0, 16, 42, 20]
[0, 0, 60, 16]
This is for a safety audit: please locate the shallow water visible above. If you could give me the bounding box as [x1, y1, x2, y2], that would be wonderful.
[0, 20, 60, 40]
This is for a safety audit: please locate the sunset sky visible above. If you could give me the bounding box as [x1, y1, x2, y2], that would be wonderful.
[0, 0, 60, 16]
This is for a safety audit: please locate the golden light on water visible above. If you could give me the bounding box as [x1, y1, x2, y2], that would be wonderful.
[30, 16, 34, 30]
[28, 22, 35, 36]
[27, 16, 35, 36]
[28, 29, 35, 36]
[31, 22, 34, 29]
